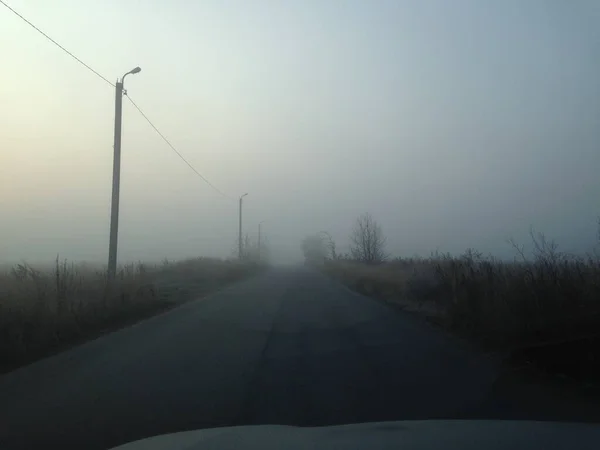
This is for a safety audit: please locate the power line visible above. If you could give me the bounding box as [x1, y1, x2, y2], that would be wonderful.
[125, 95, 233, 200]
[0, 0, 114, 87]
[2, 0, 233, 200]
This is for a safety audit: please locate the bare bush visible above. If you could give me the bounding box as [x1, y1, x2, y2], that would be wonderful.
[349, 213, 388, 264]
[326, 231, 600, 350]
[433, 234, 600, 347]
[319, 231, 338, 260]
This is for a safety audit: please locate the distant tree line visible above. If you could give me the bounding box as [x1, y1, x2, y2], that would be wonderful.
[301, 213, 388, 266]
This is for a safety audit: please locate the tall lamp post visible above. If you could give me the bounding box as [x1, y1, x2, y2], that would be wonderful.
[238, 193, 248, 259]
[108, 66, 141, 279]
[258, 220, 266, 261]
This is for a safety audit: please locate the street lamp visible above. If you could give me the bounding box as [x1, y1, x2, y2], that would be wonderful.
[238, 193, 248, 259]
[258, 221, 266, 261]
[125, 66, 141, 76]
[108, 66, 141, 279]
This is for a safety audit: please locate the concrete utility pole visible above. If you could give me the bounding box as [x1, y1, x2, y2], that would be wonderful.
[108, 66, 141, 279]
[238, 193, 248, 259]
[258, 221, 265, 261]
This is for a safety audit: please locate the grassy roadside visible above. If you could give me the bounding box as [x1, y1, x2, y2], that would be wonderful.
[0, 257, 264, 373]
[323, 252, 600, 421]
[322, 251, 600, 385]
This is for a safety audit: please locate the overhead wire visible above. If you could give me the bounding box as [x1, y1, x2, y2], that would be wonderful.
[2, 0, 233, 200]
[0, 0, 114, 87]
[125, 95, 234, 200]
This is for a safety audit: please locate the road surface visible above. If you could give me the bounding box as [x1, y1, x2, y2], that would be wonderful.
[0, 267, 539, 449]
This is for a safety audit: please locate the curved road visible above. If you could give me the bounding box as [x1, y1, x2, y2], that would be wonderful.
[0, 267, 539, 449]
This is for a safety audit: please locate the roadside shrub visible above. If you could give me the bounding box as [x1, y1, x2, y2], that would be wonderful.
[0, 256, 263, 372]
[325, 233, 600, 349]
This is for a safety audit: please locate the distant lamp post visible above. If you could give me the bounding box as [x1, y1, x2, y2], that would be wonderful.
[258, 221, 266, 261]
[238, 193, 248, 259]
[108, 66, 141, 279]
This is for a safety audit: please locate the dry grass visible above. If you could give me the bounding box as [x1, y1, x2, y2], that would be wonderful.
[0, 257, 263, 372]
[324, 241, 600, 350]
[323, 258, 447, 319]
[325, 247, 600, 385]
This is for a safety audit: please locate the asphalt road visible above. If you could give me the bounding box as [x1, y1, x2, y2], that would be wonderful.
[0, 267, 537, 449]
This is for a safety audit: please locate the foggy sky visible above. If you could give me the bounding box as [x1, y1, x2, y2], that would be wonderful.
[1, 1, 599, 265]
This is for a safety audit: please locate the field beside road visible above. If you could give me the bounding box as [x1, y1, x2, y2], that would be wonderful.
[0, 267, 504, 450]
[3, 265, 600, 450]
[322, 250, 600, 388]
[0, 257, 264, 373]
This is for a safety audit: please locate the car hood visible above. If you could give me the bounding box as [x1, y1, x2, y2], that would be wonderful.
[110, 420, 600, 450]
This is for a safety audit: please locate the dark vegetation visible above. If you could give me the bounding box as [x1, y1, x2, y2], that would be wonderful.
[305, 215, 600, 387]
[0, 257, 264, 373]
